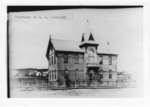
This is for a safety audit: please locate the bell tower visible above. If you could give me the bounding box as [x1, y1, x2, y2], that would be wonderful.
[79, 20, 99, 65]
[79, 19, 100, 83]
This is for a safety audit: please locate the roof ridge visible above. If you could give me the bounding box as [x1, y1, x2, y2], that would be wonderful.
[51, 38, 80, 43]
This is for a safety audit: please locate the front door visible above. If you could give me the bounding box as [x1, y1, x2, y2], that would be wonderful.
[87, 68, 98, 85]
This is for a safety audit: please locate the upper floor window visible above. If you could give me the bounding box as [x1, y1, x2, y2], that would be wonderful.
[79, 54, 84, 64]
[51, 56, 53, 65]
[99, 61, 103, 64]
[53, 55, 56, 64]
[49, 59, 51, 66]
[109, 56, 112, 65]
[74, 54, 79, 64]
[49, 71, 51, 80]
[53, 56, 54, 64]
[64, 54, 68, 63]
[99, 56, 103, 64]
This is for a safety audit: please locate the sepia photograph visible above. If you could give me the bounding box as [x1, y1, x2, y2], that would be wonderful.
[7, 6, 143, 98]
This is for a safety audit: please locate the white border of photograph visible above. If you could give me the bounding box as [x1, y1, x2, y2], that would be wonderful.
[0, 0, 150, 107]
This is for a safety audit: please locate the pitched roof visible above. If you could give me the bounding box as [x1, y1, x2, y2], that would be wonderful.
[47, 38, 118, 56]
[51, 39, 84, 53]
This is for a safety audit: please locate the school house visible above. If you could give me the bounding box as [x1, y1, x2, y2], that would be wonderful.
[46, 23, 118, 87]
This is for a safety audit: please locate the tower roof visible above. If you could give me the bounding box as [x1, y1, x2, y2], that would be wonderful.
[81, 19, 95, 41]
[89, 32, 94, 41]
[79, 19, 98, 47]
[81, 34, 85, 42]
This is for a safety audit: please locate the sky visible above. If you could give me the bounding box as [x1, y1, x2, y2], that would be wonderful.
[8, 8, 143, 75]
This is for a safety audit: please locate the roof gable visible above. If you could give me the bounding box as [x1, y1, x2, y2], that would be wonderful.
[50, 39, 84, 52]
[46, 36, 55, 59]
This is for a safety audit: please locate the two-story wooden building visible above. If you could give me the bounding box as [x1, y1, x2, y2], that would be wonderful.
[46, 30, 118, 87]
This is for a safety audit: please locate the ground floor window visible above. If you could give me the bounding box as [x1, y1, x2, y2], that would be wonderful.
[109, 73, 112, 79]
[54, 70, 57, 80]
[100, 74, 103, 79]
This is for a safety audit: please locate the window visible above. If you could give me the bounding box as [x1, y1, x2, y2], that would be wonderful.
[89, 48, 94, 54]
[51, 70, 53, 80]
[99, 60, 103, 64]
[88, 49, 94, 57]
[53, 70, 55, 80]
[79, 54, 84, 64]
[100, 74, 103, 79]
[52, 70, 55, 80]
[64, 54, 68, 63]
[99, 56, 103, 64]
[51, 56, 53, 65]
[109, 73, 112, 79]
[74, 54, 79, 64]
[53, 56, 54, 65]
[49, 60, 51, 66]
[109, 56, 112, 65]
[49, 72, 51, 80]
[54, 55, 56, 64]
[50, 71, 52, 81]
[55, 70, 57, 79]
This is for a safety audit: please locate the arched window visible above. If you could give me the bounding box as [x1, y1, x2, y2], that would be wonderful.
[88, 48, 94, 57]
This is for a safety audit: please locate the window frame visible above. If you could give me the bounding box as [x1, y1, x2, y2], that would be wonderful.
[109, 56, 112, 65]
[109, 73, 112, 79]
[64, 54, 68, 64]
[74, 54, 79, 64]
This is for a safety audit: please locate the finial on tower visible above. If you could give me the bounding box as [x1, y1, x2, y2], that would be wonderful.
[89, 32, 94, 41]
[81, 33, 85, 42]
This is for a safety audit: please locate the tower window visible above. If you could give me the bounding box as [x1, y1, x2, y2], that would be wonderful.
[89, 48, 94, 56]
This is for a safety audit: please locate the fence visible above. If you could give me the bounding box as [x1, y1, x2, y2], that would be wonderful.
[11, 77, 136, 91]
